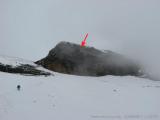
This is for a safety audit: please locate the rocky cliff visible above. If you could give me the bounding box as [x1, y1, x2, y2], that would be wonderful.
[35, 41, 143, 77]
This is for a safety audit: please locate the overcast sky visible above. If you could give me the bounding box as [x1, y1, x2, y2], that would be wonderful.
[0, 0, 160, 65]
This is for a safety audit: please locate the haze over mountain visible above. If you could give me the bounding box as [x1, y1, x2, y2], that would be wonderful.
[0, 1, 160, 119]
[1, 0, 160, 79]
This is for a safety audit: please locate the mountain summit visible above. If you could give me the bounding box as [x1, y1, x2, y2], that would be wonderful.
[35, 41, 143, 77]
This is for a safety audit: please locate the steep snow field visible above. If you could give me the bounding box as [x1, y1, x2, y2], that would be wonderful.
[0, 72, 160, 120]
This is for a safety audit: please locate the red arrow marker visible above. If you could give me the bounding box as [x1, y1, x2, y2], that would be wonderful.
[81, 33, 88, 47]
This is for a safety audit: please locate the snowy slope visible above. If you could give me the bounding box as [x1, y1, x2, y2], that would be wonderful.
[0, 71, 160, 120]
[0, 55, 36, 67]
[0, 55, 54, 76]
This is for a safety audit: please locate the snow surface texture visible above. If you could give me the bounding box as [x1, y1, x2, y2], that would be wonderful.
[0, 71, 160, 120]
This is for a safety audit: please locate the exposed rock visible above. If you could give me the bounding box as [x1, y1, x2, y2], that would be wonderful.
[0, 63, 51, 76]
[35, 41, 143, 77]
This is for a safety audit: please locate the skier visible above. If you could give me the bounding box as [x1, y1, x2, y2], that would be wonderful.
[17, 85, 21, 91]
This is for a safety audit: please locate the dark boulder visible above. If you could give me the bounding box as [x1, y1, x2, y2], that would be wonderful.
[35, 41, 143, 77]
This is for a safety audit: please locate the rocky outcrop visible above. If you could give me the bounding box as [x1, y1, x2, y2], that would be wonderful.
[35, 41, 143, 77]
[0, 63, 51, 76]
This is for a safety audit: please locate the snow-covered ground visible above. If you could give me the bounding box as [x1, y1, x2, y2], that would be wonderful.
[0, 55, 54, 76]
[0, 55, 160, 120]
[0, 70, 160, 120]
[0, 55, 36, 67]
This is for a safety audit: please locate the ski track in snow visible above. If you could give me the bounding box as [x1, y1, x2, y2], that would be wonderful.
[0, 94, 12, 120]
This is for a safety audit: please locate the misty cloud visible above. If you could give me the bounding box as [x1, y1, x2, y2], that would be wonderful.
[0, 0, 160, 79]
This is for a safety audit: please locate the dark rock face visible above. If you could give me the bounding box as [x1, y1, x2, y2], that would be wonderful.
[36, 41, 143, 77]
[0, 63, 51, 76]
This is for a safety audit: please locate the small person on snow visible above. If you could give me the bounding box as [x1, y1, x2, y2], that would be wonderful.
[17, 85, 21, 91]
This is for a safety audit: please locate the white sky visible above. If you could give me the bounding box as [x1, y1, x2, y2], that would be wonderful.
[0, 0, 160, 62]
